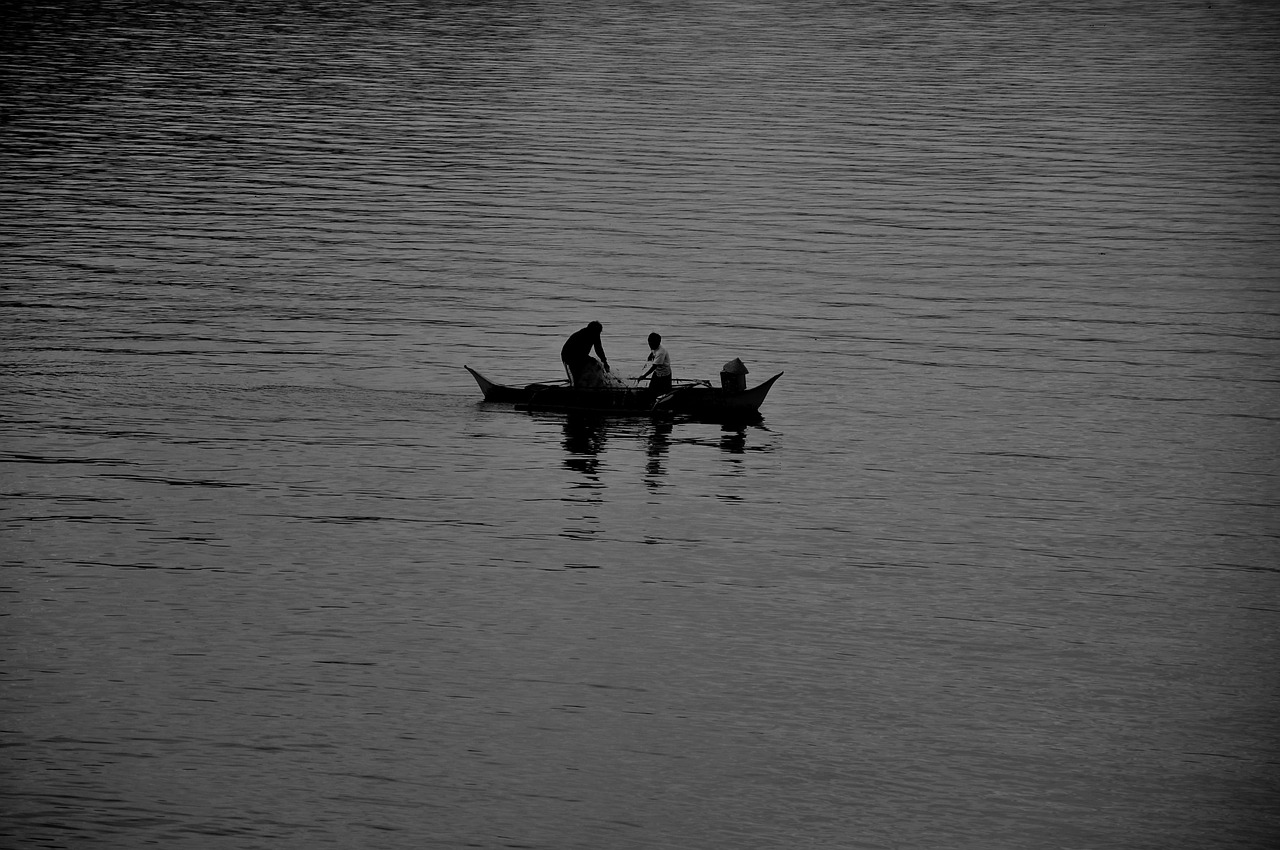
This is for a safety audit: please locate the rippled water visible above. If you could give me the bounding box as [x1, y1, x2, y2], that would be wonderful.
[3, 1, 1279, 848]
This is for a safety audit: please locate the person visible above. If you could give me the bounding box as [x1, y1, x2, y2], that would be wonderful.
[560, 321, 611, 387]
[637, 332, 672, 393]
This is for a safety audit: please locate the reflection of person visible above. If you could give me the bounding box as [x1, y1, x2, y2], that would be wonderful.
[561, 321, 610, 387]
[637, 332, 672, 393]
[562, 414, 607, 476]
[645, 419, 673, 483]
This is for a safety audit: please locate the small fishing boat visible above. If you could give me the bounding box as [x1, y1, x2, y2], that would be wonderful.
[465, 365, 782, 419]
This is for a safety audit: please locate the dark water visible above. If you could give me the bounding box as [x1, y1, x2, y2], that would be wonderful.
[3, 1, 1279, 847]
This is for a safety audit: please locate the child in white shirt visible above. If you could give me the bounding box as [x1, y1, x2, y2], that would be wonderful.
[638, 332, 672, 393]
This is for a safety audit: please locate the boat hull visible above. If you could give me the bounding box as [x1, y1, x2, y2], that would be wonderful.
[465, 366, 781, 419]
[465, 366, 562, 403]
[523, 385, 661, 414]
[657, 373, 782, 417]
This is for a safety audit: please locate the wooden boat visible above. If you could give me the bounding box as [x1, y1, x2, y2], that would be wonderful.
[465, 366, 782, 419]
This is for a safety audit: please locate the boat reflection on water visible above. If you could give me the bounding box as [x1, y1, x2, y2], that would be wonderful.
[719, 426, 749, 455]
[555, 412, 770, 483]
[645, 419, 673, 482]
[560, 413, 610, 478]
[546, 412, 773, 545]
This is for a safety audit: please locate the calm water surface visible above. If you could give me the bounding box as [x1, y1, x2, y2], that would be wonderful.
[3, 1, 1279, 848]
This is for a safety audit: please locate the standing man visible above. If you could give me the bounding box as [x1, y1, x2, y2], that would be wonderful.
[561, 321, 610, 387]
[637, 332, 672, 393]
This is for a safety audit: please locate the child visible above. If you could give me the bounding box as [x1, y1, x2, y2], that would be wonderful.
[638, 332, 672, 393]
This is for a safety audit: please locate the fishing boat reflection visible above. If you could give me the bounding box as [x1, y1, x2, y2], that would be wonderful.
[553, 414, 772, 541]
[720, 426, 748, 455]
[557, 413, 769, 481]
[645, 419, 673, 483]
[560, 413, 609, 477]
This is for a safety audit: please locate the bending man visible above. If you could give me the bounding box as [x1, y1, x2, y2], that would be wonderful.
[561, 321, 611, 387]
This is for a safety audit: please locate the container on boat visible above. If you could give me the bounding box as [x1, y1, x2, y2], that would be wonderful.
[720, 358, 749, 392]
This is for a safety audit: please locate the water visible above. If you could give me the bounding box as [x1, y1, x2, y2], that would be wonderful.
[3, 1, 1279, 847]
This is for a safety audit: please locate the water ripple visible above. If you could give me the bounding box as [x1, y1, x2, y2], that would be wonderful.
[3, 1, 1279, 849]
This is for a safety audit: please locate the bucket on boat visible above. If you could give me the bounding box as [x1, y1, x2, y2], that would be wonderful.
[720, 358, 749, 392]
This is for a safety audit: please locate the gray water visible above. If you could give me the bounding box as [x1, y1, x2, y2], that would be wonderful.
[3, 1, 1279, 848]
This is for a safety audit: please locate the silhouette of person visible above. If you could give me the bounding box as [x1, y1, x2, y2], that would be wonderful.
[561, 321, 611, 387]
[637, 332, 672, 393]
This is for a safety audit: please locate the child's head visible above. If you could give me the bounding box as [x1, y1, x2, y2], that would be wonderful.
[648, 332, 661, 349]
